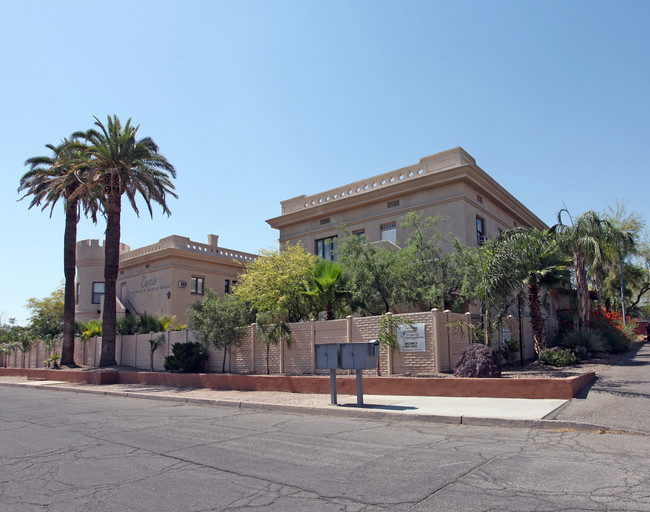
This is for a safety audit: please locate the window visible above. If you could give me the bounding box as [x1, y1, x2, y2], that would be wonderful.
[387, 200, 400, 208]
[315, 236, 338, 261]
[76, 283, 80, 305]
[191, 276, 204, 295]
[476, 217, 485, 245]
[92, 282, 105, 304]
[353, 230, 366, 242]
[225, 279, 230, 294]
[381, 222, 397, 243]
[320, 218, 330, 225]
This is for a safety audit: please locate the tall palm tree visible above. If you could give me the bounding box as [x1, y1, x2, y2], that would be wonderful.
[492, 228, 569, 355]
[550, 210, 617, 330]
[74, 115, 176, 367]
[18, 138, 96, 367]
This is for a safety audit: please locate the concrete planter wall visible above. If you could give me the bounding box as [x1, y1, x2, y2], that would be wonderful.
[0, 368, 595, 400]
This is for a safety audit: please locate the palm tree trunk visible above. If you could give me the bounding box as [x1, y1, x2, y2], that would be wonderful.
[60, 199, 78, 367]
[574, 249, 590, 330]
[528, 278, 546, 356]
[100, 185, 120, 367]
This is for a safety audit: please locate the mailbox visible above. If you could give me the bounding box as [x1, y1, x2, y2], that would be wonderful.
[340, 341, 379, 370]
[315, 343, 340, 369]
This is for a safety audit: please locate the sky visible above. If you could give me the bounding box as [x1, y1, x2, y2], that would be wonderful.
[1, 0, 648, 325]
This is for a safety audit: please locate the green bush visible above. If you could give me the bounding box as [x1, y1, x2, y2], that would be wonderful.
[116, 315, 138, 335]
[558, 330, 609, 359]
[589, 309, 634, 353]
[539, 348, 576, 367]
[163, 342, 208, 373]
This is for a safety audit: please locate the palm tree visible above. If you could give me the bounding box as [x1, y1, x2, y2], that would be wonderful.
[18, 138, 97, 367]
[74, 115, 177, 367]
[550, 211, 618, 330]
[301, 260, 346, 320]
[492, 228, 569, 355]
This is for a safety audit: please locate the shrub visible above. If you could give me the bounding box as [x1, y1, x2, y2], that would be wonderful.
[558, 330, 609, 359]
[539, 348, 576, 367]
[589, 309, 633, 353]
[454, 343, 501, 378]
[499, 337, 520, 365]
[164, 342, 208, 373]
[116, 314, 138, 335]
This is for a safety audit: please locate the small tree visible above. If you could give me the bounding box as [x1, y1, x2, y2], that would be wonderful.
[188, 290, 252, 373]
[256, 311, 293, 374]
[42, 333, 63, 368]
[376, 314, 414, 376]
[0, 343, 17, 368]
[148, 333, 165, 371]
[234, 243, 316, 322]
[15, 332, 34, 368]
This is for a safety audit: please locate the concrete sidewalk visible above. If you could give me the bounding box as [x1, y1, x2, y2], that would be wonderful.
[1, 341, 647, 434]
[0, 376, 610, 433]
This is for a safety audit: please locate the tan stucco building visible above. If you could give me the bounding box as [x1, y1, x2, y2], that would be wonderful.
[266, 147, 547, 257]
[75, 235, 256, 324]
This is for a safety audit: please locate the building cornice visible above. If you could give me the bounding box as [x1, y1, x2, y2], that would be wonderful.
[267, 147, 546, 231]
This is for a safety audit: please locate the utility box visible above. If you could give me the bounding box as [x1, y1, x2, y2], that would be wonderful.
[340, 341, 379, 370]
[315, 343, 340, 370]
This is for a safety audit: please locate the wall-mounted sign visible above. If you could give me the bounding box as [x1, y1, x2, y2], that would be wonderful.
[397, 323, 426, 352]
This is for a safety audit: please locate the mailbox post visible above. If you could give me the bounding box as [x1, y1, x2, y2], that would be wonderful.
[315, 341, 379, 406]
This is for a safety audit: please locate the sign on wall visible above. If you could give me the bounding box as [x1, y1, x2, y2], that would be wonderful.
[397, 323, 426, 352]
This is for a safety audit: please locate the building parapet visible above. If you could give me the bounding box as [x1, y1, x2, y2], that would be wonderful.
[280, 147, 477, 214]
[118, 235, 256, 264]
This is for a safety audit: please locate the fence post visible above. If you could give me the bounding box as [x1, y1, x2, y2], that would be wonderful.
[432, 309, 443, 373]
[251, 323, 257, 374]
[311, 318, 316, 375]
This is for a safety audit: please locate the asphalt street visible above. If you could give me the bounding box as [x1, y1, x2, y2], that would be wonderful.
[551, 340, 650, 432]
[1, 385, 649, 511]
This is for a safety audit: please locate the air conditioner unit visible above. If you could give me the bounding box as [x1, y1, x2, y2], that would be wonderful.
[477, 235, 488, 245]
[178, 280, 188, 288]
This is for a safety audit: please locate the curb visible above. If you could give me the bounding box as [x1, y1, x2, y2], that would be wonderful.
[1, 381, 646, 436]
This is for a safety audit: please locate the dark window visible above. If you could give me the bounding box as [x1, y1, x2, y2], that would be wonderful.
[76, 283, 80, 305]
[387, 200, 400, 208]
[476, 217, 485, 245]
[320, 218, 330, 225]
[92, 282, 105, 304]
[315, 236, 338, 261]
[225, 279, 230, 294]
[191, 276, 204, 295]
[353, 230, 366, 242]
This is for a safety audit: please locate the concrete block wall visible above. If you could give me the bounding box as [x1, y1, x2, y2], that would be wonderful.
[3, 310, 546, 375]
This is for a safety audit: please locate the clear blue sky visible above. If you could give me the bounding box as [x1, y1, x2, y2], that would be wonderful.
[1, 0, 648, 324]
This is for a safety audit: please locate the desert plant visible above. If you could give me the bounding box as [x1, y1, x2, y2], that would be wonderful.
[149, 334, 166, 371]
[163, 342, 208, 373]
[76, 319, 102, 340]
[499, 337, 520, 365]
[454, 343, 501, 378]
[116, 314, 139, 335]
[44, 353, 61, 369]
[539, 348, 576, 367]
[558, 330, 609, 359]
